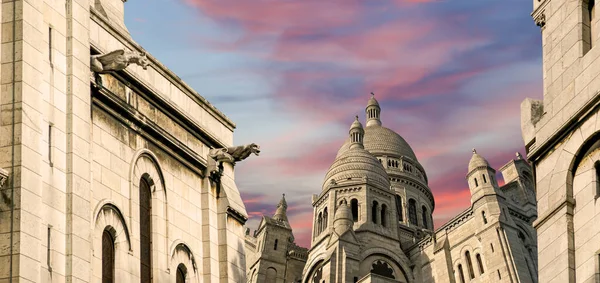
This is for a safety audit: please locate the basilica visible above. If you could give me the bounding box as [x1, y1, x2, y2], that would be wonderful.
[245, 96, 539, 283]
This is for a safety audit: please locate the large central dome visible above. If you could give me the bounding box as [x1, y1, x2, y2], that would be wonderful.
[336, 125, 418, 161]
[323, 118, 390, 191]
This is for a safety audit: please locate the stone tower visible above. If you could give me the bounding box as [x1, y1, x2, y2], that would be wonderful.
[245, 195, 308, 283]
[522, 0, 600, 281]
[466, 149, 499, 204]
[303, 117, 413, 283]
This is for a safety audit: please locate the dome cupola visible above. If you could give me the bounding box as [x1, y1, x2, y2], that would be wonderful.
[323, 117, 390, 191]
[366, 92, 382, 127]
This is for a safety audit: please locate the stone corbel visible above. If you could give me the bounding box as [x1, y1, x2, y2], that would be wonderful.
[206, 143, 260, 196]
[0, 168, 7, 188]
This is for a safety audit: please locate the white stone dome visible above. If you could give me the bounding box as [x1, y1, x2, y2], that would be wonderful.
[323, 147, 390, 191]
[468, 149, 491, 172]
[336, 125, 418, 161]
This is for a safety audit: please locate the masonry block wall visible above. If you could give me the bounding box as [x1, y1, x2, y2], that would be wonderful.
[523, 0, 600, 282]
[0, 0, 249, 282]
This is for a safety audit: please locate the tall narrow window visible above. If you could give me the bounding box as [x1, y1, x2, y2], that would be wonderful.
[351, 199, 359, 222]
[323, 208, 328, 230]
[483, 174, 487, 183]
[140, 178, 152, 283]
[408, 199, 417, 225]
[482, 211, 488, 224]
[48, 124, 53, 167]
[491, 243, 494, 253]
[395, 195, 403, 222]
[476, 254, 484, 274]
[317, 212, 323, 235]
[274, 239, 278, 250]
[585, 0, 596, 53]
[47, 225, 52, 270]
[102, 230, 115, 283]
[381, 204, 387, 227]
[372, 201, 379, 224]
[497, 270, 502, 279]
[466, 251, 475, 279]
[422, 206, 428, 229]
[595, 161, 600, 197]
[474, 178, 479, 187]
[176, 264, 186, 283]
[49, 27, 53, 65]
[457, 264, 465, 283]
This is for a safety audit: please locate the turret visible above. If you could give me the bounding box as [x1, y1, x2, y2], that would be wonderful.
[365, 93, 382, 127]
[333, 199, 354, 236]
[273, 194, 289, 222]
[466, 149, 498, 204]
[349, 116, 365, 150]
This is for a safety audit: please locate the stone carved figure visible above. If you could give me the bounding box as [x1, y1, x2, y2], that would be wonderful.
[0, 168, 7, 188]
[90, 49, 150, 73]
[206, 143, 260, 194]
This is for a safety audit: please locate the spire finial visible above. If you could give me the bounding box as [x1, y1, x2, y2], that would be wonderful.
[516, 152, 523, 160]
[472, 148, 477, 154]
[273, 194, 288, 222]
[371, 92, 375, 97]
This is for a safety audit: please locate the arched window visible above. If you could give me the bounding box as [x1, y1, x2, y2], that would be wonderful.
[465, 251, 475, 279]
[422, 206, 428, 229]
[371, 260, 395, 279]
[595, 161, 600, 197]
[266, 267, 277, 281]
[139, 178, 152, 283]
[323, 208, 328, 230]
[476, 254, 484, 274]
[395, 195, 403, 222]
[351, 199, 359, 222]
[381, 204, 387, 227]
[274, 239, 278, 250]
[408, 199, 417, 225]
[176, 264, 187, 283]
[102, 229, 115, 283]
[457, 264, 465, 283]
[482, 211, 488, 224]
[372, 201, 379, 224]
[317, 212, 323, 235]
[474, 178, 479, 187]
[483, 174, 487, 183]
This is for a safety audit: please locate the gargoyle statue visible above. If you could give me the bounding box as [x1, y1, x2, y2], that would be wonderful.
[90, 49, 150, 73]
[206, 143, 260, 182]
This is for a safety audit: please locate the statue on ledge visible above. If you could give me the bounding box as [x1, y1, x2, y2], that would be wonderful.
[206, 143, 260, 195]
[90, 49, 150, 73]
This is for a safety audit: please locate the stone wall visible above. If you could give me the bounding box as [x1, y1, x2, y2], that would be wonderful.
[0, 1, 248, 282]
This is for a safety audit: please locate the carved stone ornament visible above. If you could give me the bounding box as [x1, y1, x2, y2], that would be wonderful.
[535, 13, 546, 28]
[0, 168, 7, 188]
[206, 143, 260, 186]
[90, 49, 150, 73]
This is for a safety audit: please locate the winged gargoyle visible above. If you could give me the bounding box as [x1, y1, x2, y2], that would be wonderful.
[206, 143, 260, 186]
[90, 49, 150, 73]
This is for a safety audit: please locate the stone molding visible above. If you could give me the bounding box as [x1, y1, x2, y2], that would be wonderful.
[0, 168, 7, 188]
[89, 9, 236, 130]
[92, 84, 207, 176]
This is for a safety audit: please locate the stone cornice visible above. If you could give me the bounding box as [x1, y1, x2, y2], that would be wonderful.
[227, 206, 248, 225]
[92, 82, 207, 176]
[0, 168, 7, 188]
[527, 91, 600, 162]
[89, 8, 236, 131]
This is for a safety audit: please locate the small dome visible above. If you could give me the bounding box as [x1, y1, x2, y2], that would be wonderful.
[323, 147, 390, 191]
[468, 149, 491, 172]
[367, 94, 380, 108]
[351, 116, 363, 130]
[336, 125, 418, 161]
[333, 200, 353, 235]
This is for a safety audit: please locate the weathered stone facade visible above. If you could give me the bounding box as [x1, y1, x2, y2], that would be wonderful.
[521, 0, 600, 282]
[0, 0, 252, 282]
[248, 97, 539, 283]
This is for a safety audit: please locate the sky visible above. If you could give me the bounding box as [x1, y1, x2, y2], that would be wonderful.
[124, 0, 543, 248]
